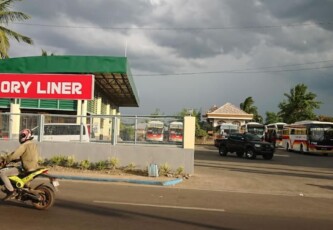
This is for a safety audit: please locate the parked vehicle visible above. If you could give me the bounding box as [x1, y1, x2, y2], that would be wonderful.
[146, 121, 164, 142]
[265, 122, 287, 148]
[240, 122, 265, 139]
[282, 120, 333, 155]
[216, 132, 275, 160]
[0, 163, 59, 210]
[214, 123, 239, 147]
[32, 123, 90, 142]
[168, 121, 183, 142]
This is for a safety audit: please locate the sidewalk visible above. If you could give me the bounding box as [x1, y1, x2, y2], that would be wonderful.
[48, 168, 185, 187]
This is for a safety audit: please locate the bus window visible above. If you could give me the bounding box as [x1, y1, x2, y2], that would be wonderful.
[32, 123, 89, 142]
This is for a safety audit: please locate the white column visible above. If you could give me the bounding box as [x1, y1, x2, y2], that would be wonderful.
[76, 100, 87, 124]
[95, 97, 102, 139]
[183, 116, 196, 149]
[10, 100, 21, 139]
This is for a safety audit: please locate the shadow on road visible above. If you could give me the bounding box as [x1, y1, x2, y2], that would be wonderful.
[306, 184, 333, 191]
[195, 162, 333, 180]
[55, 199, 234, 230]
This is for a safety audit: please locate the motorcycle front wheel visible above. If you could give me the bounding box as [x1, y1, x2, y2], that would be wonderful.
[32, 185, 55, 210]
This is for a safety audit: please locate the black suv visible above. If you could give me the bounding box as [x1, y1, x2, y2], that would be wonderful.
[217, 132, 275, 160]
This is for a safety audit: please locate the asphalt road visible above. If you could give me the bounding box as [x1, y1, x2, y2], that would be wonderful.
[1, 147, 333, 230]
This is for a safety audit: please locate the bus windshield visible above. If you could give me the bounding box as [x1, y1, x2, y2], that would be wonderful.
[220, 124, 238, 136]
[310, 126, 333, 143]
[247, 126, 265, 135]
[147, 127, 163, 135]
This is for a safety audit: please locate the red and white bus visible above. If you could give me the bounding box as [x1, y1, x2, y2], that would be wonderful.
[282, 120, 333, 155]
[146, 121, 164, 142]
[168, 121, 183, 142]
[265, 122, 287, 147]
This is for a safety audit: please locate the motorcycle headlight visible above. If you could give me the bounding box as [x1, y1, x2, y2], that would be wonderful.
[255, 144, 261, 148]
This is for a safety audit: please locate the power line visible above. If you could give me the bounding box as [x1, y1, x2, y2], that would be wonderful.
[135, 60, 333, 76]
[11, 21, 333, 31]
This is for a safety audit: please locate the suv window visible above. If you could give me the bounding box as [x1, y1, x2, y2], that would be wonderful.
[229, 134, 243, 141]
[244, 133, 261, 141]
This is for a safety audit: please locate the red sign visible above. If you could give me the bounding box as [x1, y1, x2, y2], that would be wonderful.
[0, 74, 94, 100]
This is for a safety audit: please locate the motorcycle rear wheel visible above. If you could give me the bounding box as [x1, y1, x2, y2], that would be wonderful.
[32, 185, 55, 210]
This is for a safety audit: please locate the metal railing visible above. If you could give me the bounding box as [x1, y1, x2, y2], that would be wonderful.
[0, 113, 184, 146]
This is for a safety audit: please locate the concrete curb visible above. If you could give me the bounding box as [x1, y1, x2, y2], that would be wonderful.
[52, 175, 183, 186]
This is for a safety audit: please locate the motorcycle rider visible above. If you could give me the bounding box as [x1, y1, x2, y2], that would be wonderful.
[0, 129, 39, 201]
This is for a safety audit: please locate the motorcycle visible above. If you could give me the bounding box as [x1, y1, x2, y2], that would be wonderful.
[0, 163, 59, 210]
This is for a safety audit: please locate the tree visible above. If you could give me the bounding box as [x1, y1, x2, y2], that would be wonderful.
[265, 112, 283, 124]
[240, 97, 262, 123]
[41, 49, 55, 56]
[176, 108, 207, 137]
[278, 83, 321, 123]
[0, 0, 33, 58]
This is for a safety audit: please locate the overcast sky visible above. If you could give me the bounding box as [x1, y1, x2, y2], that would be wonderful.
[8, 0, 333, 118]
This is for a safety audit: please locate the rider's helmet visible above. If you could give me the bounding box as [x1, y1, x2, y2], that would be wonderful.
[19, 129, 33, 144]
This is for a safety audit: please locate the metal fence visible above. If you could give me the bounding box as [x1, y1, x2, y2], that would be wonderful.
[0, 113, 184, 146]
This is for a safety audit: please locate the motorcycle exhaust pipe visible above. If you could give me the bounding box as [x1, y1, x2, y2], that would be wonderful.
[23, 192, 40, 202]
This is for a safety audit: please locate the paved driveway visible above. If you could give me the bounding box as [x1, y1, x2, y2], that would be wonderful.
[176, 145, 333, 198]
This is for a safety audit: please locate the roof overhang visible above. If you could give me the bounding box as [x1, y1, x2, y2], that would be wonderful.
[0, 55, 139, 107]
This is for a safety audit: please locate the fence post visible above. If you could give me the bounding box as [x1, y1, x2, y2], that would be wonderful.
[134, 116, 138, 144]
[111, 116, 117, 145]
[38, 114, 45, 142]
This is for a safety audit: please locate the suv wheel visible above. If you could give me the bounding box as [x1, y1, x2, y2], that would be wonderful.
[245, 148, 256, 159]
[219, 146, 228, 156]
[263, 153, 273, 160]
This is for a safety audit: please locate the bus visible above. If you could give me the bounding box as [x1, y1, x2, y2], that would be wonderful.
[32, 123, 90, 142]
[282, 120, 333, 155]
[146, 121, 164, 142]
[168, 121, 183, 142]
[240, 122, 265, 139]
[265, 122, 287, 147]
[219, 123, 239, 139]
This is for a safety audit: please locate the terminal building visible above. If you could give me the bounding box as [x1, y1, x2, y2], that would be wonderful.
[0, 55, 140, 138]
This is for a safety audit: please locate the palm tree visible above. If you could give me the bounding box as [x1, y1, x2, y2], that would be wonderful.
[278, 83, 321, 123]
[0, 0, 33, 58]
[240, 97, 262, 122]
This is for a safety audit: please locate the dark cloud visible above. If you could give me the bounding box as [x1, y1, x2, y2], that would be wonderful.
[8, 0, 333, 116]
[261, 0, 333, 23]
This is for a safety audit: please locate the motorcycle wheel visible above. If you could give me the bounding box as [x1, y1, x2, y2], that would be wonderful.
[32, 185, 55, 210]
